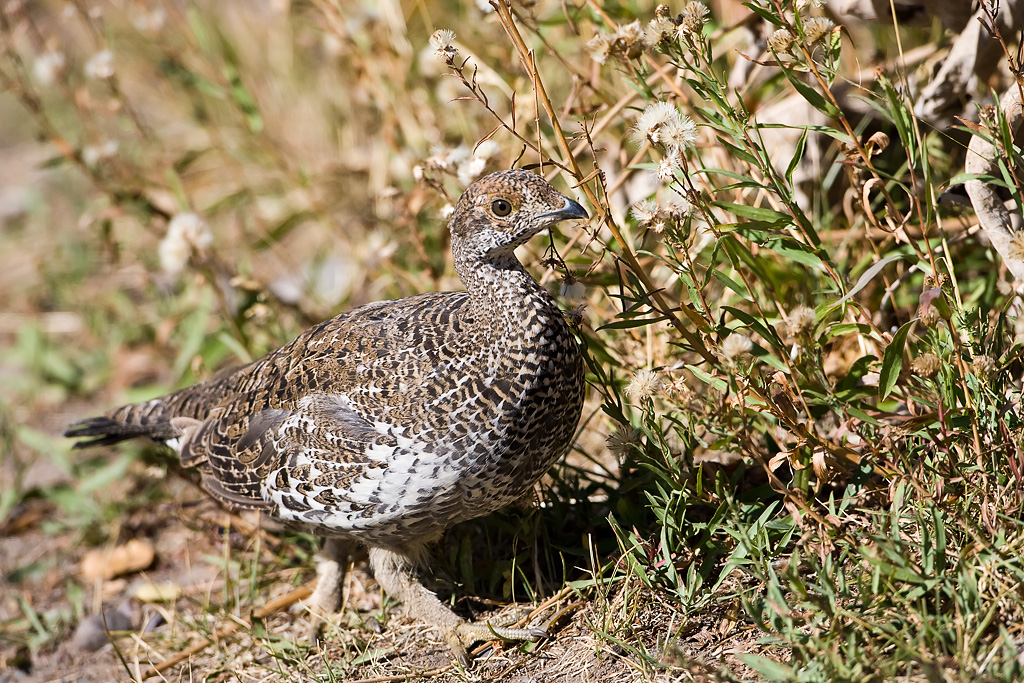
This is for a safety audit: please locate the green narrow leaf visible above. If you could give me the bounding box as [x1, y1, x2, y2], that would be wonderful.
[879, 320, 914, 400]
[764, 238, 825, 269]
[780, 69, 840, 118]
[711, 269, 750, 298]
[712, 201, 792, 224]
[824, 252, 907, 316]
[741, 655, 794, 679]
[785, 127, 810, 188]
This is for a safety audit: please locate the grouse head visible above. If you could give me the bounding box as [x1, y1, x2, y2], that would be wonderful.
[449, 169, 588, 263]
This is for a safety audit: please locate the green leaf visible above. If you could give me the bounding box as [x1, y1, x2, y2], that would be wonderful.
[711, 269, 750, 298]
[737, 653, 794, 680]
[764, 238, 825, 269]
[879, 320, 914, 400]
[824, 252, 907, 316]
[712, 201, 792, 225]
[780, 68, 840, 119]
[743, 2, 784, 27]
[785, 127, 809, 189]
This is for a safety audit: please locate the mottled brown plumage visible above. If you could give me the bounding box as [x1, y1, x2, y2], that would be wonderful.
[66, 169, 589, 662]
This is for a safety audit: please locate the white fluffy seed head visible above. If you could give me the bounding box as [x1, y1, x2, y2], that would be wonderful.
[625, 369, 663, 401]
[721, 334, 753, 361]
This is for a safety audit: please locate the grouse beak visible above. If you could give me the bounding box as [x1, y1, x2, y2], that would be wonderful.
[542, 195, 589, 223]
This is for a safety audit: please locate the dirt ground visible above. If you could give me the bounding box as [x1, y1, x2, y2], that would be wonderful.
[0, 445, 767, 683]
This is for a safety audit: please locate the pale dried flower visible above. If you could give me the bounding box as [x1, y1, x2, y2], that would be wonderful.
[84, 49, 114, 79]
[767, 29, 796, 54]
[679, 2, 709, 36]
[919, 303, 942, 328]
[457, 155, 487, 186]
[132, 7, 166, 32]
[82, 140, 119, 167]
[721, 333, 753, 361]
[607, 425, 641, 457]
[33, 51, 65, 86]
[430, 29, 458, 61]
[661, 114, 698, 153]
[802, 17, 835, 45]
[663, 193, 693, 220]
[586, 33, 612, 64]
[159, 213, 212, 275]
[911, 353, 942, 379]
[643, 16, 676, 47]
[971, 354, 997, 380]
[630, 199, 659, 225]
[1007, 231, 1024, 262]
[664, 377, 692, 401]
[632, 101, 682, 147]
[456, 141, 499, 185]
[429, 29, 456, 51]
[656, 153, 680, 181]
[786, 305, 816, 340]
[625, 369, 663, 401]
[617, 20, 644, 48]
[560, 274, 586, 300]
[439, 203, 455, 219]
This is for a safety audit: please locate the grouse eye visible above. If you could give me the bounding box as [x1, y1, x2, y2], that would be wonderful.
[491, 199, 512, 217]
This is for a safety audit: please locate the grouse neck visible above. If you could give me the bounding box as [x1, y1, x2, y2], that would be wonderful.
[458, 252, 562, 334]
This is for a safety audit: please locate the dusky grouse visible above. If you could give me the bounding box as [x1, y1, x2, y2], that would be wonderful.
[66, 169, 589, 663]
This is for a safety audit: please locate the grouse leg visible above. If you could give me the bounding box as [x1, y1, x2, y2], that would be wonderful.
[302, 537, 351, 641]
[368, 546, 547, 666]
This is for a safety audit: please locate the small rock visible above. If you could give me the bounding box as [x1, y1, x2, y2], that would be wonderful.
[80, 539, 155, 581]
[71, 608, 134, 651]
[132, 582, 180, 603]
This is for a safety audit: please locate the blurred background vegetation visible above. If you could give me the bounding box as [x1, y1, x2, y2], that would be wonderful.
[2, 0, 1024, 681]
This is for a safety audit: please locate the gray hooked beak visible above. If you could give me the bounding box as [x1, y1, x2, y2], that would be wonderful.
[542, 195, 589, 223]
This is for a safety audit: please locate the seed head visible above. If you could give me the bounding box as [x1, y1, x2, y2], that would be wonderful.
[625, 369, 663, 402]
[84, 49, 114, 79]
[586, 33, 613, 64]
[911, 353, 942, 379]
[643, 16, 676, 47]
[663, 192, 693, 221]
[785, 305, 817, 340]
[919, 303, 942, 328]
[721, 333, 753, 361]
[767, 29, 796, 54]
[802, 17, 835, 45]
[607, 425, 641, 457]
[632, 101, 690, 150]
[971, 354, 997, 380]
[159, 212, 212, 276]
[678, 2, 709, 36]
[559, 274, 586, 300]
[616, 20, 645, 50]
[656, 153, 680, 181]
[33, 51, 65, 86]
[430, 29, 458, 61]
[82, 140, 118, 167]
[631, 199, 659, 225]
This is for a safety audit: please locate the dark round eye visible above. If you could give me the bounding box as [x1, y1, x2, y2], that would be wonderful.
[491, 199, 512, 217]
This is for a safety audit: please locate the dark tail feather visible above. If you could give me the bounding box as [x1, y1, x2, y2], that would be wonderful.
[64, 416, 176, 449]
